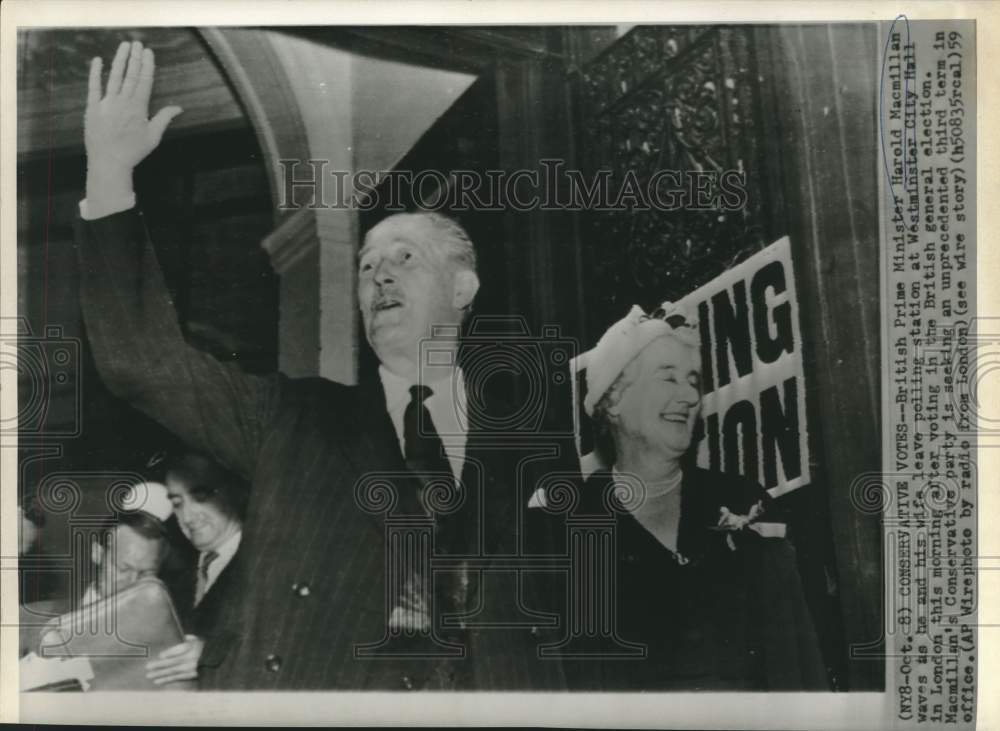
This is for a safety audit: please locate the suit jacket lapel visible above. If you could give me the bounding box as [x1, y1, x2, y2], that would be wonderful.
[198, 552, 237, 611]
[344, 377, 425, 529]
[460, 383, 516, 558]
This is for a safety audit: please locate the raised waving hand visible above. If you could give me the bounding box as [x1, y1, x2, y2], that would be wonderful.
[84, 41, 182, 209]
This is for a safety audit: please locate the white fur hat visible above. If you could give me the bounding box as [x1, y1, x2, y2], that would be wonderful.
[120, 481, 173, 522]
[572, 301, 699, 417]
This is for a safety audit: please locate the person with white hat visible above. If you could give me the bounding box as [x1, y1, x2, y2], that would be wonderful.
[565, 302, 827, 690]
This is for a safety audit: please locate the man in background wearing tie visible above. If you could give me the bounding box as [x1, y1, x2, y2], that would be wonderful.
[145, 453, 246, 686]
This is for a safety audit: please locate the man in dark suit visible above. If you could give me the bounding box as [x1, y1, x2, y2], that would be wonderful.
[76, 41, 577, 690]
[145, 453, 246, 686]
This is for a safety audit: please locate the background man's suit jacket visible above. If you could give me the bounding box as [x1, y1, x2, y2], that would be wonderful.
[163, 551, 241, 645]
[76, 210, 580, 690]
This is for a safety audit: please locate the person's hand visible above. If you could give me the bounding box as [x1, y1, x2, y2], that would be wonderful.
[145, 634, 204, 686]
[84, 41, 183, 204]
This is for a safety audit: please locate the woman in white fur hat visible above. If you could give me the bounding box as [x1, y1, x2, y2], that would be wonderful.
[565, 303, 826, 691]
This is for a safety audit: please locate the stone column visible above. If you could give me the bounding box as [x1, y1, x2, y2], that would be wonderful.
[201, 29, 360, 383]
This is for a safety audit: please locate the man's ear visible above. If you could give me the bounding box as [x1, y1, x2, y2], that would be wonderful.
[452, 269, 480, 311]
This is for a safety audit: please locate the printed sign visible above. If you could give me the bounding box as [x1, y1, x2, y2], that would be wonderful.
[680, 236, 810, 496]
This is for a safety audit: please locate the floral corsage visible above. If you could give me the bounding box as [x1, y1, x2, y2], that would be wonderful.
[711, 500, 787, 551]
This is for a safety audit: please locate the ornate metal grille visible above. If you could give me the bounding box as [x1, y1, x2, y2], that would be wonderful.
[575, 26, 773, 332]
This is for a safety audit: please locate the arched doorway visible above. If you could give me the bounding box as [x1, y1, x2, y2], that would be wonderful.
[15, 26, 277, 601]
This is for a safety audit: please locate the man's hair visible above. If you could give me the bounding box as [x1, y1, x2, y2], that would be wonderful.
[419, 212, 477, 273]
[365, 211, 477, 274]
[165, 453, 248, 522]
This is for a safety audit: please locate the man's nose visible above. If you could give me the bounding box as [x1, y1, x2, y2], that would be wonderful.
[373, 259, 395, 286]
[180, 507, 201, 529]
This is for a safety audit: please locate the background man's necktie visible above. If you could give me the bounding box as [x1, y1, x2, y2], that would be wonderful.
[195, 549, 219, 606]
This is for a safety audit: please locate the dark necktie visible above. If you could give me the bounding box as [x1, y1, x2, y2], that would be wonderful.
[403, 384, 452, 511]
[195, 550, 219, 606]
[399, 385, 469, 636]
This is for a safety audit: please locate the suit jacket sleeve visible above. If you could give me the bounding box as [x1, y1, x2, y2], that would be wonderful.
[74, 208, 282, 480]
